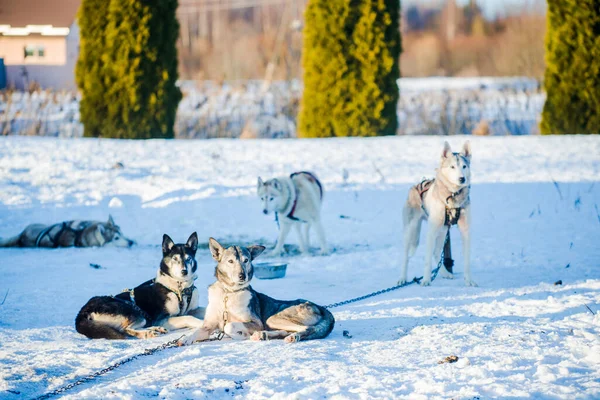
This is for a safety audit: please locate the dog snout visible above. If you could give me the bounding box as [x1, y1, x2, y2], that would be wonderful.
[238, 272, 246, 281]
[459, 177, 466, 184]
[263, 209, 268, 215]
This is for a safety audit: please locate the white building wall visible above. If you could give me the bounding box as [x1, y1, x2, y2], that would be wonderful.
[2, 22, 79, 90]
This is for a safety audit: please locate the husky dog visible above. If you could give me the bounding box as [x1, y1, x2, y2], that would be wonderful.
[179, 238, 335, 345]
[0, 215, 135, 248]
[399, 141, 476, 287]
[257, 171, 328, 256]
[75, 233, 205, 339]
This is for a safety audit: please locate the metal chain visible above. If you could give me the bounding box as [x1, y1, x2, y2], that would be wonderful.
[33, 336, 183, 400]
[324, 230, 449, 309]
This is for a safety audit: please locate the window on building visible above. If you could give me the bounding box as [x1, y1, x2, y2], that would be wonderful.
[23, 45, 46, 59]
[24, 46, 35, 58]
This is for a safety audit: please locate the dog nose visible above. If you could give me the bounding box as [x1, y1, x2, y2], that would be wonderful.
[127, 240, 135, 247]
[263, 209, 268, 215]
[459, 177, 466, 184]
[238, 272, 246, 281]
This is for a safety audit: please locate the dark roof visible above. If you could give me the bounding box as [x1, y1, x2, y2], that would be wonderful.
[0, 0, 80, 27]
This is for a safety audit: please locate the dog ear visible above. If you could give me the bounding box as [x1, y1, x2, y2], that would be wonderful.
[257, 177, 264, 190]
[107, 215, 115, 226]
[162, 234, 175, 255]
[442, 141, 452, 159]
[247, 245, 266, 260]
[186, 232, 198, 254]
[461, 141, 472, 159]
[208, 237, 224, 261]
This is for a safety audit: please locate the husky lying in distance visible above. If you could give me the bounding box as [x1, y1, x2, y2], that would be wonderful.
[75, 233, 205, 339]
[179, 238, 334, 345]
[257, 171, 328, 256]
[0, 215, 135, 248]
[399, 141, 476, 287]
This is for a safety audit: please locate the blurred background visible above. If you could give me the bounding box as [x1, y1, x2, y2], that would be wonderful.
[0, 0, 559, 137]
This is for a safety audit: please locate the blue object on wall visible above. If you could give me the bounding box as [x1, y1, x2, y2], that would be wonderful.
[0, 58, 6, 89]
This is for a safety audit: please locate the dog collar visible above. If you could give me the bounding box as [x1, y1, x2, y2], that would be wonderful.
[218, 281, 250, 293]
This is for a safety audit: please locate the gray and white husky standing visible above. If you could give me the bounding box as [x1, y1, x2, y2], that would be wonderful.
[399, 141, 476, 287]
[257, 171, 328, 256]
[179, 238, 334, 345]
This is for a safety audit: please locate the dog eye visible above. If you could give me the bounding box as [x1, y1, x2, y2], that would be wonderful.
[242, 258, 248, 263]
[269, 197, 274, 201]
[451, 166, 455, 169]
[462, 165, 466, 169]
[228, 259, 234, 264]
[261, 197, 264, 201]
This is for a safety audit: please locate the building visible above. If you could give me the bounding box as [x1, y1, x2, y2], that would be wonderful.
[0, 0, 81, 90]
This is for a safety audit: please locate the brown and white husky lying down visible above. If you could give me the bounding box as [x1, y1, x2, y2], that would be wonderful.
[179, 238, 334, 345]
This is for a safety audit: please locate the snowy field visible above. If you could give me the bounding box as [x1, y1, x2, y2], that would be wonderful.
[0, 135, 599, 399]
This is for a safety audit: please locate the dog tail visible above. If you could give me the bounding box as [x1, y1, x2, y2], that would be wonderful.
[0, 235, 20, 247]
[301, 305, 335, 341]
[75, 312, 128, 339]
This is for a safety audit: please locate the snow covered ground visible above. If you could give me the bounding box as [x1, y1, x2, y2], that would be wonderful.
[0, 135, 599, 399]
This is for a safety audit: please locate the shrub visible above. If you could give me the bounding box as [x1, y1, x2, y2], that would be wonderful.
[77, 0, 182, 139]
[541, 0, 600, 135]
[299, 0, 401, 137]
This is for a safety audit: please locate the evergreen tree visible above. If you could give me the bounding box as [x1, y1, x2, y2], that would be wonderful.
[77, 0, 182, 139]
[299, 0, 401, 137]
[76, 0, 110, 138]
[541, 0, 600, 135]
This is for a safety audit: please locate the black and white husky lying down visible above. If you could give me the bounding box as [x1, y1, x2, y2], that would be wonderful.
[179, 238, 335, 345]
[75, 233, 205, 339]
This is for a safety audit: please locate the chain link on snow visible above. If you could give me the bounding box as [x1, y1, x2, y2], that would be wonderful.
[33, 336, 184, 400]
[31, 231, 450, 399]
[324, 230, 449, 309]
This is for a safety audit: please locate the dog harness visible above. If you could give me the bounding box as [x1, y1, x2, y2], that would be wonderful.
[276, 171, 323, 225]
[33, 221, 93, 247]
[120, 275, 196, 325]
[154, 277, 196, 316]
[416, 177, 469, 227]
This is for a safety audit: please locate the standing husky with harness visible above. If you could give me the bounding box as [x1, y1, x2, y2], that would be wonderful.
[179, 238, 334, 345]
[75, 233, 205, 339]
[257, 171, 328, 256]
[399, 141, 476, 287]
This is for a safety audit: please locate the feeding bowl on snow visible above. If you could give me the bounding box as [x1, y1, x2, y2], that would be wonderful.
[253, 262, 287, 279]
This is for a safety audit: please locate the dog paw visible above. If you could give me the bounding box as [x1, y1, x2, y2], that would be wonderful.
[177, 336, 193, 346]
[465, 279, 478, 287]
[420, 279, 431, 286]
[397, 277, 408, 285]
[284, 333, 301, 343]
[251, 331, 268, 341]
[143, 326, 167, 338]
[268, 249, 283, 258]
